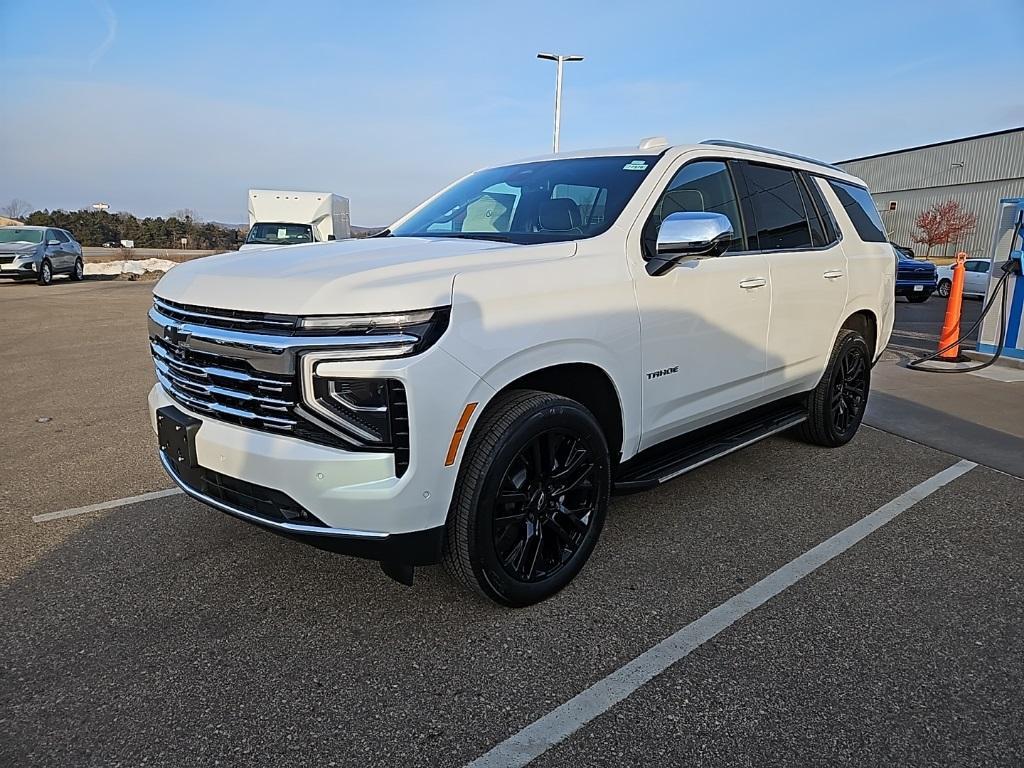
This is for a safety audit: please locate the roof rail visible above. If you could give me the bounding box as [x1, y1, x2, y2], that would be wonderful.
[700, 139, 843, 173]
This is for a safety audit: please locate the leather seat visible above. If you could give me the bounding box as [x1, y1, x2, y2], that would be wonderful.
[538, 198, 583, 232]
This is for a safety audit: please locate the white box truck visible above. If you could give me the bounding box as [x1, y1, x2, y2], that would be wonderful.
[240, 190, 350, 251]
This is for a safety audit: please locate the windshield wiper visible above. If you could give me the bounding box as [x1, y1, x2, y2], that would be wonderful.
[424, 232, 515, 243]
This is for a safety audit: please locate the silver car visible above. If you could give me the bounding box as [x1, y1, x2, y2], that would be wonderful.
[0, 225, 84, 285]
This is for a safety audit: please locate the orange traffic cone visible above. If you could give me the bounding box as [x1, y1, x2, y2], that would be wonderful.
[936, 252, 968, 361]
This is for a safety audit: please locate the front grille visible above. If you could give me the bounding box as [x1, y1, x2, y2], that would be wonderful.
[152, 299, 413, 473]
[897, 266, 935, 281]
[154, 296, 301, 335]
[152, 327, 410, 472]
[151, 336, 302, 434]
[0, 256, 16, 265]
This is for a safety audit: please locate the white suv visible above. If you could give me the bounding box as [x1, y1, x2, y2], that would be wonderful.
[148, 138, 894, 606]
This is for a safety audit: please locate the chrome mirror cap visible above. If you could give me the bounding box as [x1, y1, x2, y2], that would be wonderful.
[656, 211, 734, 256]
[648, 212, 734, 276]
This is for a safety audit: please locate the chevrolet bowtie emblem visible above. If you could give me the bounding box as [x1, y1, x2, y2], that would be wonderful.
[164, 324, 191, 346]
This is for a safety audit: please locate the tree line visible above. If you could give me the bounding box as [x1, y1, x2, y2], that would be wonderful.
[19, 208, 244, 250]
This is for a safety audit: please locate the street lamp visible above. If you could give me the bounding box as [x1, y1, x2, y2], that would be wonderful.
[537, 52, 584, 154]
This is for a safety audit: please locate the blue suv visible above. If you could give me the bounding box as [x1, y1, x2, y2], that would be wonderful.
[892, 243, 937, 303]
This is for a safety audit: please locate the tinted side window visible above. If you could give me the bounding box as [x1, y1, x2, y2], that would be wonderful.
[737, 163, 813, 250]
[827, 180, 887, 243]
[802, 174, 838, 244]
[644, 160, 746, 255]
[46, 229, 64, 243]
[796, 176, 827, 247]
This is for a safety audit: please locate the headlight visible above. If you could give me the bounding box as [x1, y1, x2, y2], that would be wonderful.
[294, 308, 445, 457]
[292, 307, 449, 359]
[307, 376, 395, 444]
[298, 353, 410, 459]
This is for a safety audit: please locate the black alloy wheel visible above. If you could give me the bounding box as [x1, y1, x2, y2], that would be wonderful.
[444, 390, 610, 607]
[830, 344, 867, 436]
[492, 428, 600, 583]
[795, 329, 871, 447]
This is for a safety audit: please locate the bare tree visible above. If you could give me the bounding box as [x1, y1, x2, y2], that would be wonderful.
[170, 208, 201, 222]
[913, 200, 977, 257]
[1, 198, 32, 220]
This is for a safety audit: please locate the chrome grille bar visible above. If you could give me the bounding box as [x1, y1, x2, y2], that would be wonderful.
[155, 369, 297, 429]
[154, 296, 298, 332]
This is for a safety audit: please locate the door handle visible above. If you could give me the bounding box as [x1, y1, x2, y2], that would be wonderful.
[823, 270, 844, 280]
[739, 278, 767, 290]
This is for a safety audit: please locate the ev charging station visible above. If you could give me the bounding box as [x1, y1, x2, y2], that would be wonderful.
[976, 197, 1024, 362]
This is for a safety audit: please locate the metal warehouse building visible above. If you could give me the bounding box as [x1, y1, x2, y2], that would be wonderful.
[836, 127, 1024, 259]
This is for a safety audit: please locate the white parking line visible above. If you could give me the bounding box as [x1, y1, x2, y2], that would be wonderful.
[32, 488, 183, 523]
[466, 459, 977, 768]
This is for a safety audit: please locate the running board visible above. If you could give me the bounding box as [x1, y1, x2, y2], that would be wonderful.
[613, 403, 807, 493]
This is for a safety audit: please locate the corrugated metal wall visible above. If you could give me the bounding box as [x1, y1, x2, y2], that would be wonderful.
[836, 129, 1024, 258]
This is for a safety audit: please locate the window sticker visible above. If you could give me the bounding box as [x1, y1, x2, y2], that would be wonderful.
[623, 160, 648, 171]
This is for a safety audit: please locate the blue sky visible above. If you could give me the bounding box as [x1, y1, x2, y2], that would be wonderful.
[2, 0, 1022, 225]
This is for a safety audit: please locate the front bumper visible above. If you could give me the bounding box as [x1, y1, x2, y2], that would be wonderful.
[148, 339, 494, 558]
[0, 262, 37, 277]
[160, 448, 445, 564]
[895, 279, 936, 296]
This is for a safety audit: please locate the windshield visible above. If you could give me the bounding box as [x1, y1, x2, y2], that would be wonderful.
[0, 228, 43, 244]
[390, 155, 658, 244]
[246, 222, 314, 246]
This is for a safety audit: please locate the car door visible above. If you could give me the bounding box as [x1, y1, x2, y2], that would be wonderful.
[732, 162, 848, 393]
[44, 229, 69, 271]
[64, 230, 82, 269]
[968, 260, 990, 295]
[631, 158, 770, 449]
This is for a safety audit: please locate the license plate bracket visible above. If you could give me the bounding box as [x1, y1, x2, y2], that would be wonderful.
[157, 406, 203, 488]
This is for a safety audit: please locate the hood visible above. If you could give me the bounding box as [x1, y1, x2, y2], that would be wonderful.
[154, 236, 576, 314]
[898, 255, 936, 270]
[0, 242, 40, 255]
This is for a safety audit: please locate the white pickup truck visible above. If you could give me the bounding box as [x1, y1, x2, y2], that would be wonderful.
[148, 138, 894, 606]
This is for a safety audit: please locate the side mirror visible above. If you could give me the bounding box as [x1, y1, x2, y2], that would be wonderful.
[647, 211, 734, 276]
[47, 239, 61, 246]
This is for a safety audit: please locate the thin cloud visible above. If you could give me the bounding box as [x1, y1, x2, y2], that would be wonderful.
[88, 0, 118, 70]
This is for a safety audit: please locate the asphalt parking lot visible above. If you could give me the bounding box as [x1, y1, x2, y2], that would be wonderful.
[2, 280, 1022, 767]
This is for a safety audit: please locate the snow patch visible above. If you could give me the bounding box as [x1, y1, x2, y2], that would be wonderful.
[85, 258, 178, 276]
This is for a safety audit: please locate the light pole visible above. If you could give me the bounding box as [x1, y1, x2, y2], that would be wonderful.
[537, 52, 583, 153]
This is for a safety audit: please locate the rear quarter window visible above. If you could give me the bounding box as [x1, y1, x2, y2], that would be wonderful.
[827, 180, 887, 243]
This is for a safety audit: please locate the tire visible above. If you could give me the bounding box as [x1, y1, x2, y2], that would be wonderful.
[37, 260, 53, 286]
[70, 258, 84, 281]
[937, 279, 951, 298]
[443, 389, 611, 607]
[795, 329, 870, 448]
[906, 292, 929, 303]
